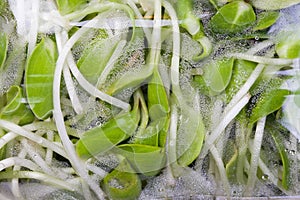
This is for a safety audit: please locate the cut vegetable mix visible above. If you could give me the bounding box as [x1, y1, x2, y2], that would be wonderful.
[0, 0, 300, 199]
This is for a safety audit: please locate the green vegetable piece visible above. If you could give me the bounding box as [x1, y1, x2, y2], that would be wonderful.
[76, 93, 140, 159]
[116, 144, 166, 176]
[177, 103, 205, 166]
[0, 128, 6, 160]
[253, 11, 280, 31]
[250, 89, 289, 124]
[134, 117, 169, 147]
[102, 158, 141, 200]
[131, 89, 149, 140]
[209, 0, 228, 8]
[133, 83, 170, 147]
[0, 95, 5, 109]
[134, 123, 160, 146]
[275, 29, 300, 58]
[0, 32, 7, 70]
[226, 60, 257, 102]
[203, 58, 234, 95]
[25, 38, 57, 120]
[77, 33, 123, 85]
[0, 1, 7, 11]
[135, 117, 169, 147]
[76, 109, 139, 159]
[250, 0, 300, 10]
[269, 124, 290, 190]
[132, 66, 170, 146]
[0, 86, 34, 125]
[158, 116, 169, 147]
[147, 67, 169, 120]
[209, 1, 256, 34]
[225, 145, 238, 183]
[106, 64, 153, 95]
[177, 0, 200, 35]
[192, 35, 213, 61]
[1, 86, 22, 114]
[56, 0, 88, 15]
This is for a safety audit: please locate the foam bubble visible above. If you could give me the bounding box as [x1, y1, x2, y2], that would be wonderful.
[140, 168, 216, 199]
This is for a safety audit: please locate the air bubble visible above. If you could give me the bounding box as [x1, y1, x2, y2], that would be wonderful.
[262, 174, 269, 181]
[284, 148, 288, 152]
[95, 121, 101, 126]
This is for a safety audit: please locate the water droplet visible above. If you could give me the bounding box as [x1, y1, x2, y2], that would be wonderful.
[284, 148, 289, 152]
[254, 36, 259, 40]
[262, 174, 269, 181]
[87, 125, 92, 130]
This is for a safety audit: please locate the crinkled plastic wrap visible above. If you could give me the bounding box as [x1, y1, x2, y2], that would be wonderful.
[0, 0, 300, 199]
